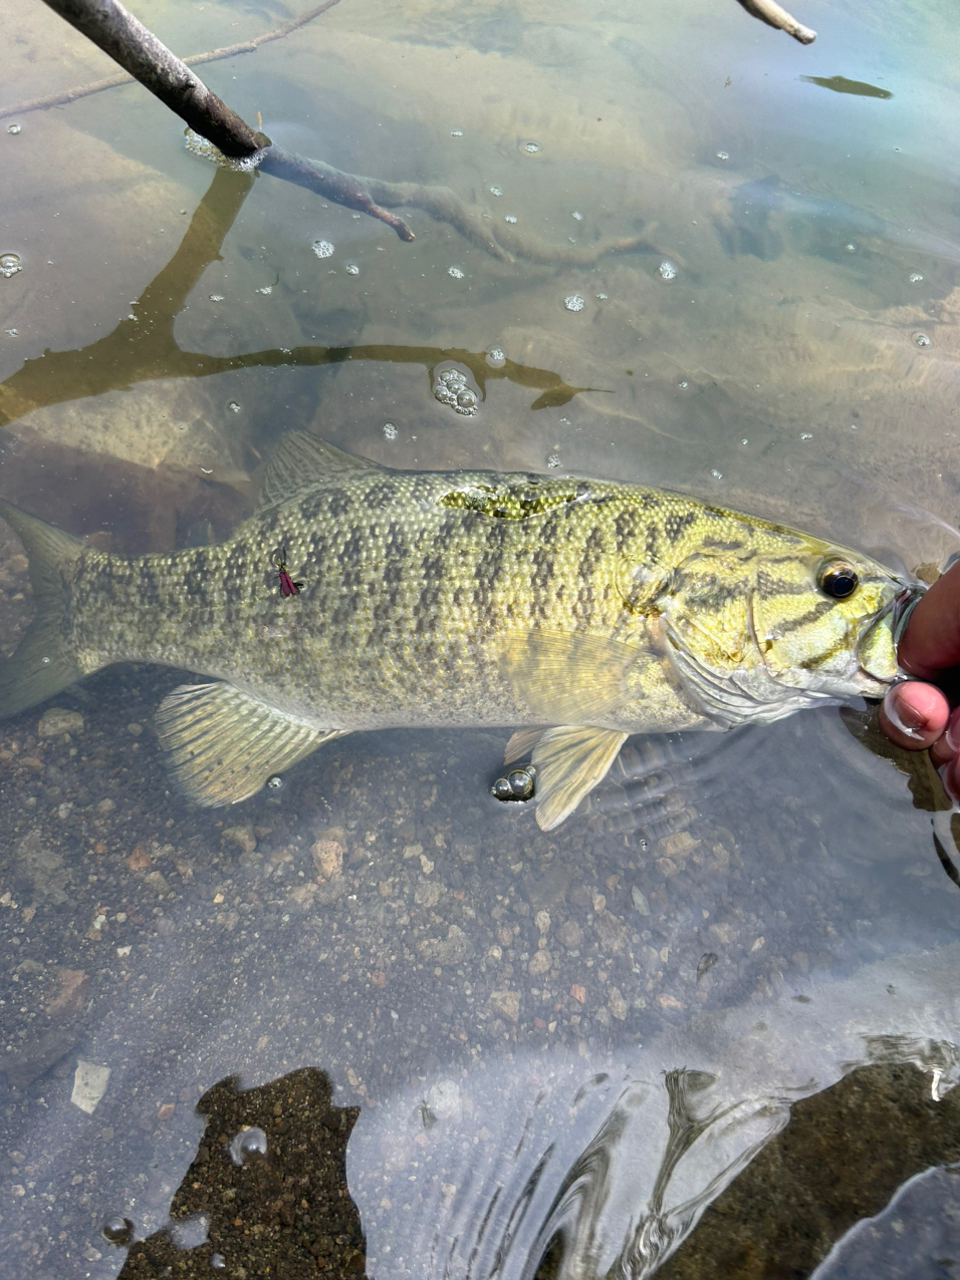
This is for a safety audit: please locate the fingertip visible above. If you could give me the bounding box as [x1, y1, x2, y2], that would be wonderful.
[880, 681, 949, 749]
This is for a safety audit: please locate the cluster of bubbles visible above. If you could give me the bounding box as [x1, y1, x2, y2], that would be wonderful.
[716, 150, 729, 161]
[257, 285, 272, 295]
[227, 401, 241, 414]
[345, 263, 360, 276]
[209, 293, 224, 302]
[312, 239, 335, 259]
[7, 124, 21, 135]
[520, 140, 541, 154]
[0, 253, 22, 279]
[433, 365, 480, 415]
[914, 332, 932, 347]
[448, 266, 465, 279]
[485, 347, 506, 368]
[504, 215, 518, 224]
[492, 765, 536, 802]
[547, 453, 561, 469]
[909, 272, 924, 284]
[383, 422, 398, 440]
[563, 293, 585, 312]
[450, 129, 464, 137]
[489, 185, 503, 197]
[658, 260, 678, 281]
[184, 128, 265, 172]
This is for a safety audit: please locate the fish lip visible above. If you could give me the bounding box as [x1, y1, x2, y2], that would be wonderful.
[856, 580, 926, 684]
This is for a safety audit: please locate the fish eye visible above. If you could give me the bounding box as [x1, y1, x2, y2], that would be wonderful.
[817, 560, 859, 599]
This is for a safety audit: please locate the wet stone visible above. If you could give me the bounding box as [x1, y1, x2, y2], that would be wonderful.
[38, 708, 84, 737]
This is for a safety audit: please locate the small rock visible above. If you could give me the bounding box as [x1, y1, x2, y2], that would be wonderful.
[658, 830, 700, 859]
[528, 949, 552, 975]
[608, 987, 628, 1020]
[570, 983, 586, 1004]
[222, 824, 257, 854]
[312, 837, 344, 881]
[97, 798, 116, 815]
[38, 708, 84, 737]
[558, 919, 581, 950]
[45, 968, 90, 1019]
[631, 886, 651, 915]
[488, 989, 520, 1022]
[709, 922, 736, 947]
[143, 870, 169, 894]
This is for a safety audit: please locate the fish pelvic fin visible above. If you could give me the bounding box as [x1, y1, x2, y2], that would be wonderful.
[0, 498, 86, 718]
[527, 725, 629, 831]
[156, 681, 348, 806]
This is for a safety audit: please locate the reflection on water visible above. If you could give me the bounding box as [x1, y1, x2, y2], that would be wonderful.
[2, 0, 960, 1276]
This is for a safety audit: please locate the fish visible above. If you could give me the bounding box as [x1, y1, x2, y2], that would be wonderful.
[0, 432, 924, 830]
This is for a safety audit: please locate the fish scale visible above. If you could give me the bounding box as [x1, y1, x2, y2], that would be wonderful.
[0, 432, 921, 829]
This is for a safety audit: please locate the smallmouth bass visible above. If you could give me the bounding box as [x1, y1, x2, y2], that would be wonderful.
[0, 433, 923, 829]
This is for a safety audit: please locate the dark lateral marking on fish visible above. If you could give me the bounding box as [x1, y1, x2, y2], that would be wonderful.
[664, 511, 699, 544]
[440, 483, 578, 520]
[800, 74, 892, 100]
[700, 537, 751, 553]
[578, 526, 607, 585]
[325, 489, 353, 520]
[365, 479, 399, 510]
[756, 572, 812, 597]
[777, 598, 834, 636]
[340, 526, 365, 565]
[385, 521, 408, 560]
[614, 508, 640, 553]
[645, 524, 660, 561]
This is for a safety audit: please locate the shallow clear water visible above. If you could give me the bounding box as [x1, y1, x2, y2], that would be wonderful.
[1, 0, 960, 1276]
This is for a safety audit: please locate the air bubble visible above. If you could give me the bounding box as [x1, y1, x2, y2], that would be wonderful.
[312, 239, 335, 259]
[572, 210, 583, 221]
[5, 328, 18, 337]
[229, 1126, 268, 1166]
[547, 453, 561, 469]
[209, 294, 224, 302]
[485, 347, 506, 368]
[433, 364, 481, 416]
[489, 186, 502, 197]
[800, 431, 813, 440]
[740, 437, 749, 447]
[227, 401, 241, 413]
[844, 243, 856, 253]
[710, 469, 723, 480]
[0, 253, 22, 278]
[563, 294, 585, 312]
[520, 140, 541, 154]
[908, 273, 924, 284]
[383, 422, 398, 440]
[913, 332, 931, 347]
[658, 260, 678, 281]
[41, 656, 51, 665]
[266, 775, 284, 790]
[678, 380, 689, 389]
[504, 215, 517, 224]
[7, 124, 21, 135]
[450, 129, 463, 137]
[716, 150, 729, 161]
[448, 266, 465, 279]
[345, 263, 359, 276]
[212, 1254, 227, 1269]
[595, 292, 608, 300]
[102, 1216, 134, 1246]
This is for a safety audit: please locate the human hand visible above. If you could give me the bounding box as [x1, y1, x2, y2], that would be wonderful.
[879, 560, 960, 801]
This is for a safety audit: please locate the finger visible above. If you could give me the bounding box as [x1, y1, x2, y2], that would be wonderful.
[879, 681, 950, 749]
[898, 560, 960, 678]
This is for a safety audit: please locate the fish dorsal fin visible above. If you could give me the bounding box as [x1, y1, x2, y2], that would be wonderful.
[155, 681, 348, 806]
[257, 432, 384, 510]
[497, 629, 639, 725]
[526, 726, 629, 830]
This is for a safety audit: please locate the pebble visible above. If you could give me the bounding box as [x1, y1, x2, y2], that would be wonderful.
[312, 837, 344, 881]
[488, 989, 520, 1022]
[38, 708, 84, 737]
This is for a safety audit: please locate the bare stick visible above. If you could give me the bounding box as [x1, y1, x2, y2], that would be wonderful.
[734, 0, 816, 43]
[1, 0, 341, 121]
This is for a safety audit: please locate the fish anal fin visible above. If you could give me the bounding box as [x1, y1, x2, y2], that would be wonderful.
[498, 630, 639, 725]
[257, 432, 385, 510]
[156, 682, 346, 806]
[531, 726, 629, 831]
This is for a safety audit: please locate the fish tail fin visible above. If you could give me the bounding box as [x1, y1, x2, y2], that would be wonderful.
[0, 498, 87, 718]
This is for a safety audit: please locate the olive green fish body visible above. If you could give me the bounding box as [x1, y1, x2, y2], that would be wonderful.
[0, 433, 922, 829]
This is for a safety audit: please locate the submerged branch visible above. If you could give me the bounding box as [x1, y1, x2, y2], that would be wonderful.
[733, 0, 816, 43]
[0, 0, 342, 120]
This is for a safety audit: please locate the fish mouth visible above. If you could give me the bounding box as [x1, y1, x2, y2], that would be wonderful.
[857, 582, 927, 685]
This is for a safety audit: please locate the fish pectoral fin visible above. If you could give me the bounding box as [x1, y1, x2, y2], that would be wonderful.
[257, 431, 385, 510]
[498, 630, 639, 724]
[530, 726, 629, 831]
[155, 682, 346, 807]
